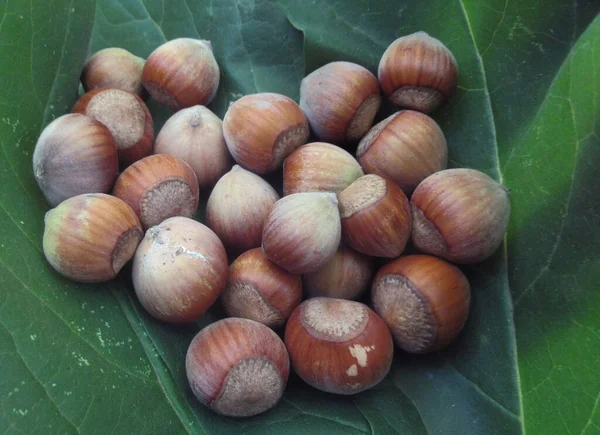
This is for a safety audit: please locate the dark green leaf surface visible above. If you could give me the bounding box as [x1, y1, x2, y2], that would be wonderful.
[0, 0, 598, 434]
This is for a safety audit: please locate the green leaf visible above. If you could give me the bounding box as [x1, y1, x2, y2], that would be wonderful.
[0, 0, 598, 433]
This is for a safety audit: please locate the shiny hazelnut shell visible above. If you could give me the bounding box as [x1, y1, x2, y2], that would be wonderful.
[411, 168, 510, 263]
[221, 248, 302, 329]
[357, 110, 447, 194]
[223, 93, 309, 174]
[112, 154, 199, 230]
[300, 61, 381, 143]
[339, 174, 411, 258]
[371, 255, 471, 353]
[42, 193, 143, 283]
[142, 38, 220, 111]
[262, 192, 341, 274]
[378, 31, 458, 113]
[132, 217, 228, 323]
[303, 245, 373, 300]
[206, 165, 279, 254]
[285, 298, 393, 395]
[72, 88, 154, 167]
[186, 318, 290, 417]
[283, 142, 364, 196]
[81, 47, 146, 97]
[32, 113, 119, 207]
[154, 105, 232, 189]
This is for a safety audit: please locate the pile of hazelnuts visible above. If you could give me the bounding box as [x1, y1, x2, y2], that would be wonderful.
[33, 32, 510, 418]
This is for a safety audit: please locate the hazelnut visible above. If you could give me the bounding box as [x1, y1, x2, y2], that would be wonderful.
[339, 174, 411, 258]
[154, 105, 232, 189]
[186, 318, 289, 417]
[142, 38, 220, 111]
[221, 248, 302, 329]
[112, 154, 199, 230]
[72, 88, 154, 167]
[262, 192, 341, 274]
[371, 255, 471, 353]
[43, 193, 142, 283]
[299, 61, 381, 143]
[357, 110, 447, 193]
[132, 217, 228, 323]
[223, 93, 309, 174]
[283, 142, 364, 196]
[32, 114, 118, 206]
[206, 165, 279, 254]
[411, 168, 510, 263]
[303, 245, 373, 300]
[81, 47, 146, 97]
[378, 31, 458, 113]
[285, 297, 393, 394]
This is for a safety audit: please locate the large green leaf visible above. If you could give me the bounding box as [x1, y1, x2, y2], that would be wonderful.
[0, 0, 598, 433]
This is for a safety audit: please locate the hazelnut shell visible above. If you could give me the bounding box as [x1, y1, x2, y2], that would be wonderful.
[300, 61, 381, 143]
[112, 154, 199, 230]
[72, 88, 154, 167]
[378, 31, 458, 113]
[221, 248, 302, 329]
[32, 113, 119, 206]
[186, 318, 290, 417]
[411, 168, 510, 263]
[223, 93, 309, 174]
[371, 255, 471, 353]
[283, 142, 364, 196]
[42, 193, 142, 283]
[339, 174, 411, 258]
[285, 298, 393, 395]
[357, 110, 447, 194]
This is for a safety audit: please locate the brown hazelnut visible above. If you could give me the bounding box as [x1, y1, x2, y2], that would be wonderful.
[43, 193, 142, 283]
[112, 154, 199, 230]
[283, 142, 364, 196]
[411, 168, 510, 263]
[378, 31, 458, 113]
[285, 298, 393, 394]
[357, 110, 447, 193]
[32, 114, 118, 206]
[186, 318, 290, 417]
[371, 255, 471, 353]
[303, 245, 373, 300]
[154, 105, 232, 189]
[72, 88, 154, 167]
[299, 61, 381, 143]
[132, 217, 228, 323]
[142, 38, 220, 111]
[81, 47, 146, 97]
[223, 93, 309, 174]
[221, 248, 302, 329]
[206, 165, 279, 254]
[262, 192, 341, 274]
[339, 174, 411, 258]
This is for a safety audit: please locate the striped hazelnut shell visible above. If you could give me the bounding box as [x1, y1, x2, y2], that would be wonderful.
[42, 193, 143, 283]
[378, 32, 458, 113]
[300, 61, 381, 143]
[112, 154, 199, 230]
[33, 113, 119, 206]
[223, 93, 309, 174]
[339, 174, 411, 258]
[283, 142, 364, 196]
[357, 110, 447, 194]
[72, 88, 154, 167]
[371, 255, 471, 353]
[221, 248, 302, 329]
[411, 168, 510, 263]
[142, 38, 220, 111]
[262, 192, 341, 274]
